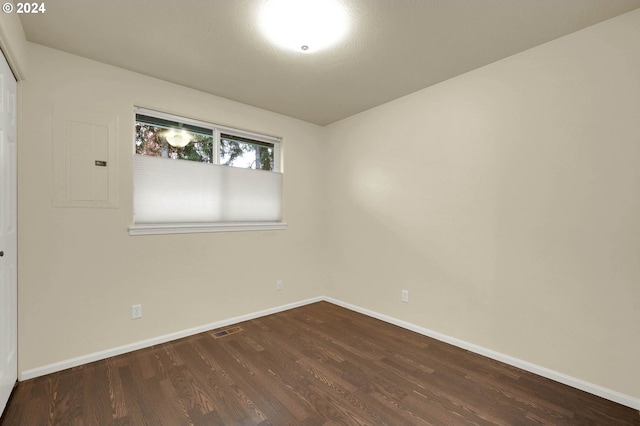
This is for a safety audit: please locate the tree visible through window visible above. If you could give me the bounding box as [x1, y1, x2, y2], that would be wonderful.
[135, 114, 276, 171]
[221, 134, 274, 171]
[135, 123, 213, 163]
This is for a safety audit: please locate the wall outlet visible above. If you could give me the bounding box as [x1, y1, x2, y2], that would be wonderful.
[131, 304, 142, 319]
[276, 279, 283, 290]
[401, 290, 409, 303]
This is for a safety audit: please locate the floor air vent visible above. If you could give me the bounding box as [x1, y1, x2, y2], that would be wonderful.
[212, 326, 243, 339]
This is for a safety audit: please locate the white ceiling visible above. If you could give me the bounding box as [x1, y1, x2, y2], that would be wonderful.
[20, 0, 640, 125]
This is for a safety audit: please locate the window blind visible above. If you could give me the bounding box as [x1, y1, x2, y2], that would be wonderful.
[133, 155, 282, 224]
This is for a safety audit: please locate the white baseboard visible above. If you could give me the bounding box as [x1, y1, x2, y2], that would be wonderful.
[324, 297, 640, 411]
[19, 295, 640, 411]
[19, 296, 323, 381]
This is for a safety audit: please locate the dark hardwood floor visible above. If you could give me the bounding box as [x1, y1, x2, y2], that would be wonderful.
[1, 301, 638, 425]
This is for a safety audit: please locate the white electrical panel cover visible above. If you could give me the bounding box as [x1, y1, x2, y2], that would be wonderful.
[53, 107, 118, 208]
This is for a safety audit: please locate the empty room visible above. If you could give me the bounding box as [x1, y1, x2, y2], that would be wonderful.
[0, 0, 639, 424]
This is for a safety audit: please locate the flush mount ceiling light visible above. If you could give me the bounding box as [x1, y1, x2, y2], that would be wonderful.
[163, 129, 192, 148]
[259, 0, 349, 53]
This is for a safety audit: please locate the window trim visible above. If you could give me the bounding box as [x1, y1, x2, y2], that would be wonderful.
[129, 221, 287, 236]
[130, 107, 286, 236]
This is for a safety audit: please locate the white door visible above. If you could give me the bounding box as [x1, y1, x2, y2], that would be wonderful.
[0, 49, 18, 415]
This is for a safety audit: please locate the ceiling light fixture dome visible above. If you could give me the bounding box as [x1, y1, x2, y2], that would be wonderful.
[164, 129, 192, 148]
[259, 0, 349, 53]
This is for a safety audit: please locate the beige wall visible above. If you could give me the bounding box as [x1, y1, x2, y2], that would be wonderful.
[324, 10, 640, 399]
[18, 43, 327, 373]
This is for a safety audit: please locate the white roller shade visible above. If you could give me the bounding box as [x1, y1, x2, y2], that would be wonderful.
[133, 155, 282, 224]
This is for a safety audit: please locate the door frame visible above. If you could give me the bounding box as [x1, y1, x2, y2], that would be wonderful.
[0, 16, 25, 415]
[0, 45, 17, 415]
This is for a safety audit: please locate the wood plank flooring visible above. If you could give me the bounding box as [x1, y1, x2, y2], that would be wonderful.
[1, 301, 638, 425]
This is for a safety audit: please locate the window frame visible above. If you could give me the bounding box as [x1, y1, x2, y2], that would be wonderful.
[129, 107, 286, 236]
[133, 107, 281, 171]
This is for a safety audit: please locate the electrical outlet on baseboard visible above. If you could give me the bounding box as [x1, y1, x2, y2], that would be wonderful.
[401, 290, 409, 303]
[276, 279, 283, 290]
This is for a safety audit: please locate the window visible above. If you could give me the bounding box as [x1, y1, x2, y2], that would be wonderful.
[220, 134, 275, 171]
[130, 108, 285, 235]
[135, 114, 214, 163]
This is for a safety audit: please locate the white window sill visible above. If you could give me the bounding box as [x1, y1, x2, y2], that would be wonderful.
[129, 222, 287, 236]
